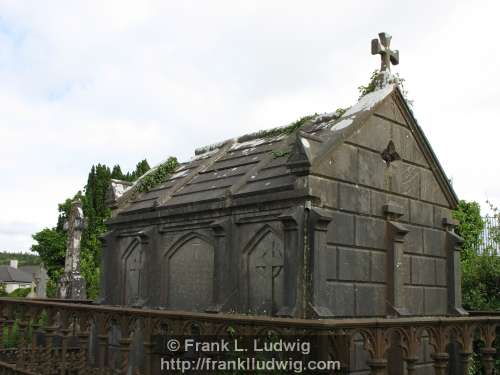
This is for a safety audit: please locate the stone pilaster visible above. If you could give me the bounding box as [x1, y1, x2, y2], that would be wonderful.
[307, 207, 333, 318]
[97, 230, 114, 304]
[443, 218, 468, 316]
[207, 218, 232, 313]
[384, 203, 410, 316]
[276, 207, 304, 318]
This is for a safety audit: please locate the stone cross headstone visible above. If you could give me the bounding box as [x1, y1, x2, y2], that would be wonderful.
[35, 265, 48, 298]
[58, 198, 87, 299]
[26, 281, 36, 299]
[371, 32, 399, 72]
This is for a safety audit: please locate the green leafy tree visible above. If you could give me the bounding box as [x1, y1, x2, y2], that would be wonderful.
[31, 228, 66, 297]
[0, 252, 40, 266]
[111, 160, 150, 182]
[80, 164, 113, 299]
[31, 192, 82, 297]
[111, 165, 126, 180]
[131, 159, 151, 180]
[454, 200, 500, 311]
[453, 200, 484, 260]
[31, 158, 162, 300]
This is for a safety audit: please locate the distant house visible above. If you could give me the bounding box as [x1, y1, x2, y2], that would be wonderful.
[0, 260, 32, 294]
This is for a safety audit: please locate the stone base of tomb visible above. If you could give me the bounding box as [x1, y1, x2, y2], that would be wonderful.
[57, 271, 87, 300]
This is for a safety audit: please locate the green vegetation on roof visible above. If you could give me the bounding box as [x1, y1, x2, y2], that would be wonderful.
[334, 107, 348, 117]
[258, 114, 317, 139]
[358, 69, 409, 101]
[271, 149, 290, 158]
[136, 157, 179, 193]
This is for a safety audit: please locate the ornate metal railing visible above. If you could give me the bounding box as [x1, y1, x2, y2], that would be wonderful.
[0, 298, 498, 374]
[479, 215, 499, 254]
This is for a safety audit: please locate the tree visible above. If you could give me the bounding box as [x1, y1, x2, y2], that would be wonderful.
[0, 252, 40, 266]
[31, 229, 66, 279]
[130, 159, 150, 180]
[31, 159, 153, 300]
[454, 200, 500, 311]
[80, 164, 113, 299]
[111, 160, 150, 182]
[453, 200, 484, 260]
[31, 228, 66, 297]
[111, 165, 125, 180]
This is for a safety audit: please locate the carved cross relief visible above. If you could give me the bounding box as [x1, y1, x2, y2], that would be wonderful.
[249, 232, 285, 315]
[126, 244, 145, 305]
[255, 238, 284, 280]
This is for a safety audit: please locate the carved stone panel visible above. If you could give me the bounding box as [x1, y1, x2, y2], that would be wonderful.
[165, 234, 214, 311]
[247, 228, 284, 315]
[123, 240, 145, 306]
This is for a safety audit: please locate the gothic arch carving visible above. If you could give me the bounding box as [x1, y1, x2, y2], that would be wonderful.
[121, 238, 146, 306]
[242, 224, 284, 315]
[161, 232, 215, 311]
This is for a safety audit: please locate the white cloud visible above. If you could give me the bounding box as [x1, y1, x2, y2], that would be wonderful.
[0, 0, 499, 251]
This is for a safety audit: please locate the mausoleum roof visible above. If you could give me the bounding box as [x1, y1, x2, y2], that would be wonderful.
[111, 83, 458, 218]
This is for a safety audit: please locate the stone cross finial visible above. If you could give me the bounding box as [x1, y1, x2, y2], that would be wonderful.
[372, 32, 399, 71]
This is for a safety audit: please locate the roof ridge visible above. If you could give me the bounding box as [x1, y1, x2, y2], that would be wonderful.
[194, 139, 232, 156]
[194, 115, 318, 158]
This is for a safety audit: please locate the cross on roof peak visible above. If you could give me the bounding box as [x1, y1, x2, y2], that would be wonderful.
[371, 32, 399, 72]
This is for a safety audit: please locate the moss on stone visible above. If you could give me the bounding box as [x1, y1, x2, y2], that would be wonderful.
[271, 149, 290, 158]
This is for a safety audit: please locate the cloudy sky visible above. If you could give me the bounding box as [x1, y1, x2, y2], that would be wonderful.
[1, 0, 499, 252]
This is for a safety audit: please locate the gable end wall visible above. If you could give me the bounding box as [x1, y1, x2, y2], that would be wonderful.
[309, 95, 454, 317]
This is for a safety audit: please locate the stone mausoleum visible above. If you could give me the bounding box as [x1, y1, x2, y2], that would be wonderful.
[4, 33, 497, 375]
[101, 34, 464, 322]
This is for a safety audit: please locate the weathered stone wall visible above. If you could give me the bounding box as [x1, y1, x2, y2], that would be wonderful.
[101, 201, 303, 316]
[309, 96, 454, 317]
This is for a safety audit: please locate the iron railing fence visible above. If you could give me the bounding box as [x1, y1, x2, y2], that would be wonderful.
[0, 298, 498, 375]
[478, 215, 500, 254]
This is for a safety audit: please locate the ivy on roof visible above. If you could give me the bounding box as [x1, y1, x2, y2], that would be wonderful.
[334, 107, 348, 117]
[136, 157, 179, 193]
[242, 114, 316, 140]
[358, 69, 410, 102]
